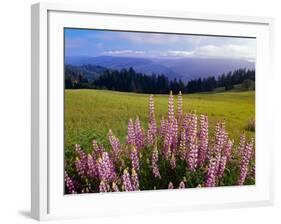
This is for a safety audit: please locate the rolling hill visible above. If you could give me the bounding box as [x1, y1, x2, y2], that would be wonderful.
[65, 56, 255, 82]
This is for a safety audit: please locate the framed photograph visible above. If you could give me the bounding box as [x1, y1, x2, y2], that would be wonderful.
[31, 2, 274, 221]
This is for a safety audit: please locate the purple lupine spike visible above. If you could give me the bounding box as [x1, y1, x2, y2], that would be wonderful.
[224, 139, 234, 160]
[187, 136, 198, 171]
[237, 134, 246, 157]
[149, 95, 155, 124]
[75, 144, 86, 158]
[102, 151, 116, 181]
[187, 114, 198, 171]
[179, 128, 187, 160]
[171, 118, 178, 154]
[182, 113, 191, 130]
[148, 95, 157, 137]
[122, 169, 133, 191]
[237, 138, 254, 185]
[198, 115, 209, 166]
[97, 152, 116, 182]
[87, 154, 98, 178]
[152, 146, 161, 179]
[163, 122, 173, 159]
[217, 138, 234, 178]
[97, 157, 106, 181]
[208, 121, 227, 164]
[75, 158, 85, 177]
[168, 182, 174, 189]
[190, 113, 198, 139]
[112, 182, 119, 192]
[130, 146, 140, 171]
[75, 144, 87, 173]
[108, 129, 121, 157]
[170, 153, 176, 169]
[168, 91, 174, 123]
[92, 140, 105, 157]
[159, 116, 167, 139]
[205, 157, 218, 187]
[217, 155, 227, 178]
[178, 181, 185, 189]
[65, 171, 76, 194]
[127, 118, 136, 146]
[131, 168, 140, 191]
[177, 91, 183, 119]
[214, 122, 227, 155]
[147, 127, 154, 146]
[99, 180, 109, 193]
[135, 116, 145, 149]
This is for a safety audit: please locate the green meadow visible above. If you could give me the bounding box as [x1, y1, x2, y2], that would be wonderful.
[65, 89, 255, 156]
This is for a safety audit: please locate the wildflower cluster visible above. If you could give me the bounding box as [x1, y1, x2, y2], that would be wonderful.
[65, 92, 255, 194]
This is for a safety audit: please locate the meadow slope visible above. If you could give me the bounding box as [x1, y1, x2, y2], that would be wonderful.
[65, 89, 255, 156]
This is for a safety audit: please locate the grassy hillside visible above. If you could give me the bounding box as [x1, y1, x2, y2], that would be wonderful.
[65, 89, 255, 156]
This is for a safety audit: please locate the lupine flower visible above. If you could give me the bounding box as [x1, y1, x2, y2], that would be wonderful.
[211, 122, 228, 176]
[130, 146, 140, 171]
[122, 169, 133, 191]
[168, 91, 175, 123]
[112, 182, 119, 192]
[152, 146, 161, 179]
[75, 158, 86, 177]
[182, 113, 192, 132]
[170, 153, 176, 169]
[147, 127, 154, 146]
[190, 113, 198, 139]
[65, 171, 76, 194]
[214, 122, 227, 155]
[149, 95, 155, 124]
[148, 95, 157, 137]
[224, 139, 234, 160]
[92, 140, 105, 156]
[99, 180, 109, 193]
[177, 91, 183, 119]
[205, 157, 217, 187]
[159, 116, 167, 138]
[171, 118, 178, 154]
[168, 182, 174, 189]
[97, 152, 116, 181]
[163, 122, 173, 158]
[179, 128, 187, 160]
[135, 117, 145, 149]
[237, 139, 254, 185]
[237, 134, 246, 157]
[87, 154, 98, 178]
[217, 138, 234, 177]
[187, 113, 199, 171]
[187, 136, 198, 172]
[75, 144, 87, 175]
[127, 119, 136, 146]
[198, 115, 209, 166]
[178, 181, 185, 189]
[108, 129, 121, 157]
[131, 168, 140, 191]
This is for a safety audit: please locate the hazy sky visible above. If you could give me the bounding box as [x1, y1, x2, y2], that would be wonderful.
[65, 28, 256, 60]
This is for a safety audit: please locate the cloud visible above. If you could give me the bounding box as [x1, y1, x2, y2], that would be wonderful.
[192, 44, 255, 59]
[101, 50, 145, 56]
[100, 44, 255, 60]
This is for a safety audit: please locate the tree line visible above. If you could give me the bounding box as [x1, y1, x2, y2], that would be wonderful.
[65, 66, 255, 93]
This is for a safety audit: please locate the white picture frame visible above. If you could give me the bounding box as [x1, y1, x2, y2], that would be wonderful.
[31, 2, 274, 221]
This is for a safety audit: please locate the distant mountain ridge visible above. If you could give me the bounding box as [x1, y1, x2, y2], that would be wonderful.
[65, 56, 255, 82]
